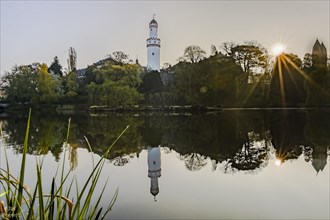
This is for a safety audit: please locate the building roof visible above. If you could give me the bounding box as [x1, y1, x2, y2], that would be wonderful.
[149, 19, 158, 25]
[313, 39, 321, 49]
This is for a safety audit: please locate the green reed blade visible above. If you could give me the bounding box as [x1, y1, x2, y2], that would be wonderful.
[89, 178, 109, 219]
[94, 207, 103, 220]
[36, 160, 45, 220]
[26, 183, 38, 220]
[101, 187, 119, 220]
[15, 108, 31, 217]
[48, 178, 55, 220]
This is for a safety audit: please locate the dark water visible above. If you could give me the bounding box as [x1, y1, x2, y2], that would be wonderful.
[1, 110, 329, 219]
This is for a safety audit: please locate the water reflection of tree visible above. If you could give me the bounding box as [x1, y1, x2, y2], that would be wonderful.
[223, 131, 271, 173]
[180, 153, 207, 171]
[109, 153, 137, 166]
[2, 113, 69, 160]
[270, 111, 306, 162]
[2, 110, 329, 173]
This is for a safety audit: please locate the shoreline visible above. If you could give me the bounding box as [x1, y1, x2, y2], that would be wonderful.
[2, 103, 330, 115]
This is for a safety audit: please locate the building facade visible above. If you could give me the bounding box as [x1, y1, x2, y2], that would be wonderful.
[312, 39, 328, 68]
[146, 17, 161, 72]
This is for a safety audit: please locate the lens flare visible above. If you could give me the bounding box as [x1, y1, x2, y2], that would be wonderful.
[275, 159, 282, 166]
[272, 43, 286, 56]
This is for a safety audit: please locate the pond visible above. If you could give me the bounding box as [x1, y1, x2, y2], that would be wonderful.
[0, 109, 329, 219]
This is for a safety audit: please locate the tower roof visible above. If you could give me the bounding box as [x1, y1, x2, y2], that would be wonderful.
[313, 39, 321, 48]
[149, 19, 158, 25]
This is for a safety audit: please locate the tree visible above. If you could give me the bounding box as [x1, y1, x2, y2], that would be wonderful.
[139, 70, 163, 94]
[222, 41, 268, 82]
[86, 62, 143, 106]
[67, 47, 77, 72]
[169, 52, 244, 106]
[1, 64, 39, 103]
[110, 51, 129, 64]
[181, 153, 207, 171]
[181, 45, 206, 63]
[161, 62, 171, 70]
[220, 41, 236, 56]
[210, 45, 218, 56]
[37, 63, 59, 102]
[302, 53, 313, 71]
[63, 71, 78, 98]
[48, 56, 63, 77]
[270, 53, 306, 106]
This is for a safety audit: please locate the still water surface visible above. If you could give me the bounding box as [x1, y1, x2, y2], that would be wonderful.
[0, 110, 329, 219]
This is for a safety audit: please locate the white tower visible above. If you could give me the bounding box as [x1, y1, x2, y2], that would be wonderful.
[146, 15, 161, 72]
[147, 145, 161, 201]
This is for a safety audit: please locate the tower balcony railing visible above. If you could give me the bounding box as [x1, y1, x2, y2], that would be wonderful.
[146, 37, 161, 41]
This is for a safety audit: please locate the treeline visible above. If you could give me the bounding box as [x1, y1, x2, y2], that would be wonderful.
[1, 42, 329, 108]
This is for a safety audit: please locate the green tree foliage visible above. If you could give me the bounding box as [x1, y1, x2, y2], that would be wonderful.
[86, 62, 143, 106]
[37, 63, 60, 103]
[169, 52, 244, 106]
[63, 71, 78, 98]
[139, 70, 163, 94]
[1, 63, 63, 104]
[2, 64, 39, 103]
[48, 56, 63, 77]
[67, 47, 77, 72]
[139, 70, 164, 105]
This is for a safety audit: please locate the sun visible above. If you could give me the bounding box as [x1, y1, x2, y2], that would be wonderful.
[275, 159, 282, 166]
[272, 43, 286, 56]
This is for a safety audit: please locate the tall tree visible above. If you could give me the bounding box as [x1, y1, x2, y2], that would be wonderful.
[37, 63, 59, 102]
[181, 45, 206, 63]
[67, 47, 77, 72]
[221, 41, 268, 82]
[49, 56, 63, 77]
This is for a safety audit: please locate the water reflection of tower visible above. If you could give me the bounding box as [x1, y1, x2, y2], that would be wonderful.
[147, 145, 161, 201]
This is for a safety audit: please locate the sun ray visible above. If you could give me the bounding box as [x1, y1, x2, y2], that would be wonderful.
[282, 55, 320, 89]
[280, 56, 301, 93]
[277, 56, 286, 107]
[241, 78, 260, 106]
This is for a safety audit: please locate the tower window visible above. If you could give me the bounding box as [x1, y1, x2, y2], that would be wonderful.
[154, 41, 156, 43]
[152, 52, 154, 55]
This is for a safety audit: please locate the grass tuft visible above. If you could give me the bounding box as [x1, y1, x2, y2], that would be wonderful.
[0, 109, 128, 219]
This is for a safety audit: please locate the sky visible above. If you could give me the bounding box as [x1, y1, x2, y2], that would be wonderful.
[1, 0, 329, 75]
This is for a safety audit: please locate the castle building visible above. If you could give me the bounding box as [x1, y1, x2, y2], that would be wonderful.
[147, 145, 161, 201]
[312, 39, 328, 68]
[146, 16, 161, 72]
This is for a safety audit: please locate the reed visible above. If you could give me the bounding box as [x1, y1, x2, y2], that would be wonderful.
[0, 109, 128, 219]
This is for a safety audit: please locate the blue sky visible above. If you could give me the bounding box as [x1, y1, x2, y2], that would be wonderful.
[1, 1, 329, 74]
